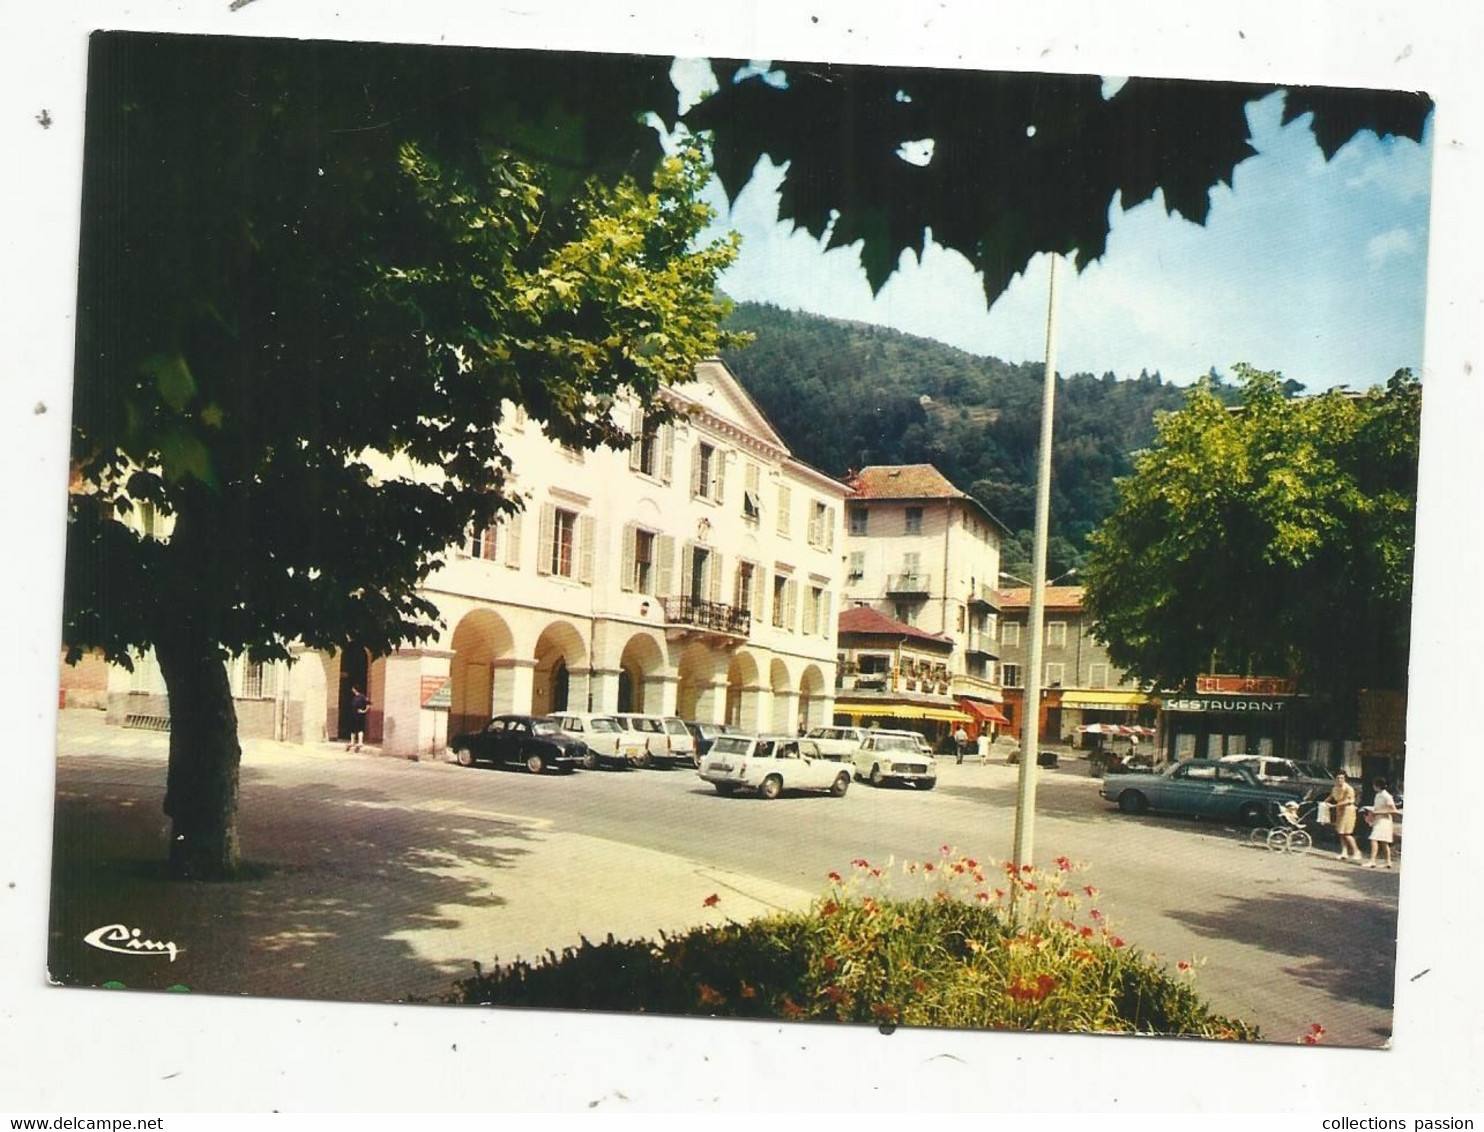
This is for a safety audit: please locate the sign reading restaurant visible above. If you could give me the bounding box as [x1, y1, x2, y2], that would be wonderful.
[1163, 696, 1289, 713]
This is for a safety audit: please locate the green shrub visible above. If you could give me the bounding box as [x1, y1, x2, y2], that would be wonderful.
[448, 850, 1257, 1040]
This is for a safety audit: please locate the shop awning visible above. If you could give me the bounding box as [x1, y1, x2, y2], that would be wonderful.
[1059, 690, 1150, 709]
[958, 699, 1011, 726]
[835, 701, 974, 724]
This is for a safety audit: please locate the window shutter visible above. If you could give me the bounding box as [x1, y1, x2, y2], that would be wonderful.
[690, 445, 703, 497]
[754, 567, 767, 622]
[681, 543, 696, 599]
[505, 513, 522, 568]
[821, 591, 833, 637]
[661, 424, 674, 484]
[621, 524, 637, 592]
[578, 516, 596, 584]
[629, 408, 644, 472]
[826, 506, 836, 551]
[537, 504, 555, 575]
[802, 589, 815, 635]
[709, 551, 723, 602]
[746, 462, 760, 493]
[784, 579, 798, 631]
[777, 485, 791, 535]
[656, 534, 675, 598]
[714, 451, 726, 504]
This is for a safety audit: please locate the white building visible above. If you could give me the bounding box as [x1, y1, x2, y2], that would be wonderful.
[840, 464, 1007, 713]
[94, 359, 849, 758]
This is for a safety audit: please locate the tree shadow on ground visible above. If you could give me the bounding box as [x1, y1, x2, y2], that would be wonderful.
[1166, 888, 1398, 1012]
[47, 768, 540, 1006]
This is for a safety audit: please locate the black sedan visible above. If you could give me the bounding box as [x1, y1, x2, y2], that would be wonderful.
[448, 714, 588, 774]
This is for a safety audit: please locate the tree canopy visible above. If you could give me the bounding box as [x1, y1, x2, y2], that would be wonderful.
[1080, 366, 1420, 720]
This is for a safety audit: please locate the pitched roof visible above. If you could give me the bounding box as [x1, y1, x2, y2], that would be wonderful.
[838, 604, 953, 646]
[849, 464, 965, 500]
[846, 464, 1010, 534]
[995, 585, 1086, 611]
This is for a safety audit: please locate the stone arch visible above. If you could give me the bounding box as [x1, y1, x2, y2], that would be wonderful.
[532, 620, 589, 716]
[798, 663, 828, 732]
[449, 609, 516, 735]
[672, 640, 727, 721]
[725, 650, 763, 732]
[769, 657, 796, 733]
[616, 631, 667, 714]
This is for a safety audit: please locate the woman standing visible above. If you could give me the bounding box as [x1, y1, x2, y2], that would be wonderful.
[1327, 772, 1361, 862]
[1363, 778, 1400, 869]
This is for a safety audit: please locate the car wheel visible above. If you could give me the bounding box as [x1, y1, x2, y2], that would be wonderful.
[759, 775, 783, 800]
[1238, 801, 1266, 827]
[581, 748, 599, 771]
[830, 772, 850, 797]
[714, 782, 737, 796]
[919, 778, 937, 791]
[869, 764, 885, 787]
[455, 747, 474, 768]
[525, 752, 546, 775]
[1118, 790, 1148, 815]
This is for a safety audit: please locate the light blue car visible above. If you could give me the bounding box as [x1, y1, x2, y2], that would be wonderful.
[1099, 758, 1316, 825]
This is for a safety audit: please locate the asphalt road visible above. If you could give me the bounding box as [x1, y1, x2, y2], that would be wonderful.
[49, 717, 1401, 1047]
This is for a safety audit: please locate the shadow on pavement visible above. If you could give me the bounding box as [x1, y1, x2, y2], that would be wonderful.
[1167, 888, 1399, 1012]
[47, 771, 538, 1005]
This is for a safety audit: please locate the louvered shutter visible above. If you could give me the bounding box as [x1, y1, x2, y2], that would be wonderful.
[784, 579, 798, 631]
[680, 544, 696, 599]
[690, 445, 703, 497]
[777, 485, 791, 535]
[578, 515, 595, 585]
[714, 451, 726, 504]
[656, 535, 675, 598]
[537, 504, 555, 575]
[661, 424, 674, 484]
[621, 524, 637, 592]
[821, 591, 833, 639]
[708, 551, 723, 602]
[755, 567, 767, 622]
[826, 506, 836, 551]
[505, 513, 522, 568]
[629, 408, 644, 471]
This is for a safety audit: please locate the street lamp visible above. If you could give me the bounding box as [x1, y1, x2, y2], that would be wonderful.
[999, 567, 1078, 588]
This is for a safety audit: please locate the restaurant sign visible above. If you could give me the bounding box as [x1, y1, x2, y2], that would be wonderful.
[1194, 675, 1296, 695]
[1163, 695, 1288, 714]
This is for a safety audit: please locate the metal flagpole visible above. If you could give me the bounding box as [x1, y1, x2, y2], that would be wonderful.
[1011, 253, 1061, 889]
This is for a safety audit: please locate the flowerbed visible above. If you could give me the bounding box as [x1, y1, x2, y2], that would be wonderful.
[448, 848, 1258, 1039]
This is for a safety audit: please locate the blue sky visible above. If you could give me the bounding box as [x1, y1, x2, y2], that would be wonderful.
[672, 60, 1434, 393]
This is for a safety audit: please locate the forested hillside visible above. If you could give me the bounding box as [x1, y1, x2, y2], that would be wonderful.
[720, 302, 1195, 576]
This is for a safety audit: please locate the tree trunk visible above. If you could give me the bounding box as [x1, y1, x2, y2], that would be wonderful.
[156, 628, 243, 880]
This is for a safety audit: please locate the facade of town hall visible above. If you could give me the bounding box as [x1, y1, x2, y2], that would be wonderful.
[74, 359, 849, 759]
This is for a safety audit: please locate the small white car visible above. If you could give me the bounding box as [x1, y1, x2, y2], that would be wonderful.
[611, 713, 696, 768]
[854, 732, 938, 789]
[698, 734, 854, 799]
[804, 725, 870, 761]
[548, 712, 647, 770]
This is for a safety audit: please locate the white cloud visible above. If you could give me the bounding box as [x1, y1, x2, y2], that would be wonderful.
[1367, 227, 1418, 268]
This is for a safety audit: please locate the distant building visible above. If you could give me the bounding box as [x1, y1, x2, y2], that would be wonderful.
[840, 463, 1010, 734]
[831, 605, 983, 738]
[994, 585, 1153, 746]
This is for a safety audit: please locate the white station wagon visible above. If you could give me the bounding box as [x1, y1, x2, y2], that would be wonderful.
[698, 734, 854, 799]
[548, 712, 647, 770]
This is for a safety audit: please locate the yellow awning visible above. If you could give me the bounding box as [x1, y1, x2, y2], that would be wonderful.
[835, 701, 973, 724]
[1059, 690, 1150, 708]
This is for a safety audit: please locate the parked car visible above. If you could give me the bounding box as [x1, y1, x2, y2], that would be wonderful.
[853, 732, 938, 789]
[1100, 758, 1318, 824]
[1220, 754, 1334, 793]
[612, 713, 696, 768]
[804, 725, 870, 761]
[697, 734, 853, 799]
[448, 714, 587, 774]
[684, 720, 732, 761]
[549, 712, 646, 769]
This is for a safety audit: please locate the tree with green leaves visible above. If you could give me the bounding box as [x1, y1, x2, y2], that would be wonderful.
[65, 34, 740, 879]
[1080, 366, 1420, 726]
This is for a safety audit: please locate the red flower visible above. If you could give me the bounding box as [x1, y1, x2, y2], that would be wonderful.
[941, 844, 953, 855]
[822, 985, 849, 1004]
[827, 871, 843, 883]
[780, 994, 805, 1019]
[965, 858, 979, 869]
[1090, 909, 1103, 921]
[975, 891, 990, 902]
[823, 955, 838, 973]
[973, 872, 985, 883]
[912, 978, 928, 995]
[1177, 961, 1191, 971]
[1022, 882, 1037, 892]
[1057, 890, 1072, 899]
[740, 980, 758, 999]
[870, 868, 882, 878]
[820, 899, 840, 917]
[1055, 856, 1072, 871]
[697, 983, 726, 1006]
[871, 1002, 900, 1022]
[1083, 885, 1099, 898]
[703, 893, 720, 908]
[995, 888, 1005, 900]
[924, 862, 936, 872]
[1021, 863, 1034, 874]
[851, 858, 870, 868]
[1079, 926, 1094, 938]
[1110, 936, 1126, 948]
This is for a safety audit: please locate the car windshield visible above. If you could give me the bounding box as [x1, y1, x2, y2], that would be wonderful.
[586, 717, 620, 733]
[873, 735, 918, 752]
[531, 719, 563, 736]
[663, 719, 690, 735]
[710, 736, 752, 756]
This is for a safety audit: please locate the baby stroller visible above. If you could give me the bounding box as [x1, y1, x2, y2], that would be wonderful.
[1248, 799, 1315, 853]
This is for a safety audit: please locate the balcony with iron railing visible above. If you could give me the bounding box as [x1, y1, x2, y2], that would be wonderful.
[662, 595, 751, 639]
[885, 572, 932, 596]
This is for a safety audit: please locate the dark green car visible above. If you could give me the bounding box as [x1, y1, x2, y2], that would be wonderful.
[1099, 758, 1316, 825]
